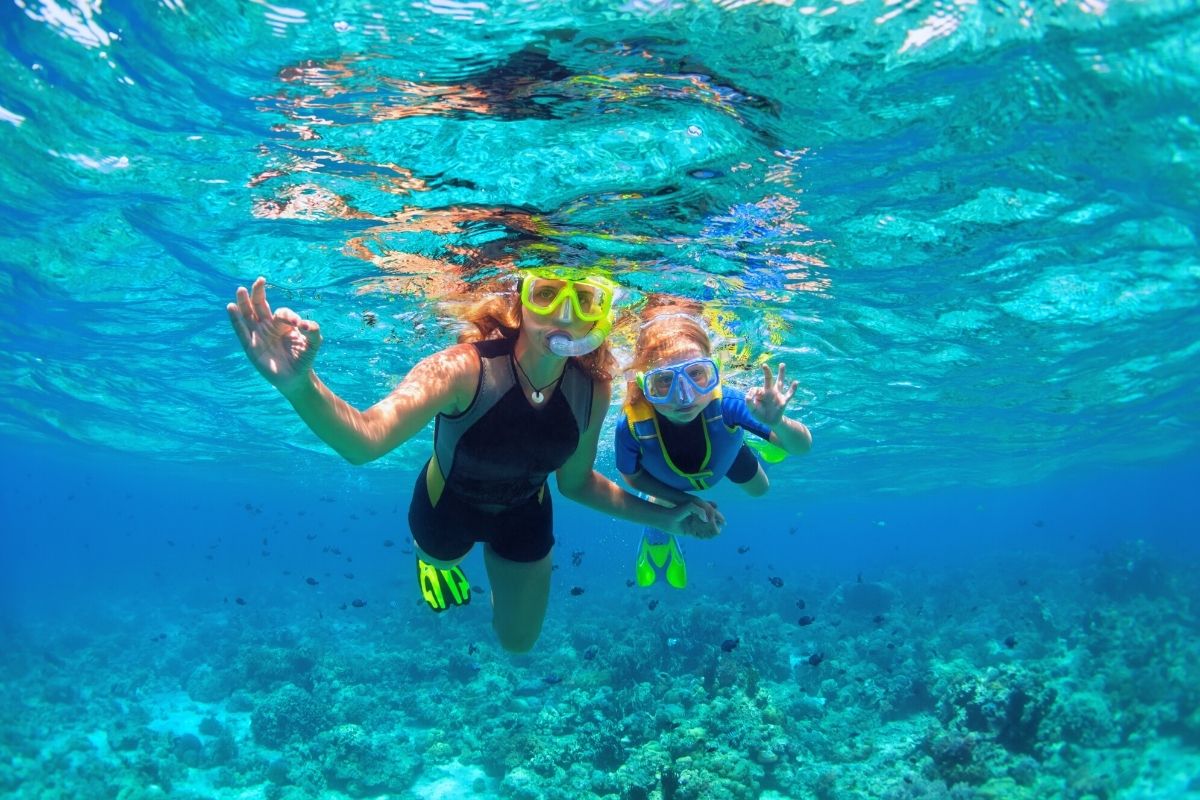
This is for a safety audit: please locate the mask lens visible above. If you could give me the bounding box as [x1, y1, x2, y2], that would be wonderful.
[684, 360, 718, 390]
[573, 284, 604, 319]
[525, 278, 567, 314]
[645, 370, 676, 400]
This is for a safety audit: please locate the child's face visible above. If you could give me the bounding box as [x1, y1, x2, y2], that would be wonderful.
[646, 342, 718, 424]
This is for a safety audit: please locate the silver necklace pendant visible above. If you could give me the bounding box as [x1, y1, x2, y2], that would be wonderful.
[531, 390, 545, 404]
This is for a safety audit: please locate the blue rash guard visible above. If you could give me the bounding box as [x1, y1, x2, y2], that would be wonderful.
[615, 386, 772, 492]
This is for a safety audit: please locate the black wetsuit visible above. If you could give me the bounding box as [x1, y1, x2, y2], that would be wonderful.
[409, 337, 593, 562]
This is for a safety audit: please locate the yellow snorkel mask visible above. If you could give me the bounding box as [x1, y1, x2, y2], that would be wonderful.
[519, 269, 617, 356]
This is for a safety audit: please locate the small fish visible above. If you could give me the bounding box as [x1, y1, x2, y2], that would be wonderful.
[798, 615, 816, 626]
[857, 572, 863, 584]
[1033, 520, 1045, 528]
[873, 615, 885, 626]
[583, 646, 598, 661]
[305, 577, 319, 586]
[344, 572, 355, 579]
[1004, 635, 1018, 649]
[737, 546, 751, 554]
[768, 576, 783, 588]
[569, 586, 585, 596]
[467, 643, 479, 655]
[571, 550, 584, 567]
[648, 599, 659, 611]
[262, 537, 268, 546]
[351, 599, 366, 608]
[363, 311, 378, 327]
[625, 579, 635, 588]
[788, 525, 798, 535]
[235, 597, 247, 606]
[166, 539, 176, 547]
[383, 539, 395, 547]
[305, 533, 317, 541]
[807, 652, 825, 667]
[1018, 578, 1028, 587]
[471, 585, 484, 594]
[721, 637, 739, 653]
[542, 674, 563, 686]
[796, 598, 806, 610]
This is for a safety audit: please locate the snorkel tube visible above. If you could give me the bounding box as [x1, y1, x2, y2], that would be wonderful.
[547, 316, 612, 357]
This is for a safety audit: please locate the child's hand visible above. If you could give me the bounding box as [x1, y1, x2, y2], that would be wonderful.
[745, 362, 799, 427]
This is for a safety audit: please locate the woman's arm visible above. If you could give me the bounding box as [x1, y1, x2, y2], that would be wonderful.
[622, 469, 697, 507]
[621, 469, 725, 529]
[280, 345, 477, 465]
[557, 381, 720, 536]
[229, 277, 476, 465]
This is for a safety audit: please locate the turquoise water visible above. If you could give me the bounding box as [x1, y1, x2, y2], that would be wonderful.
[2, 1, 1198, 798]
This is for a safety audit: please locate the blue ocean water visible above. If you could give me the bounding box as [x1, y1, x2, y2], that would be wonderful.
[1, 0, 1198, 798]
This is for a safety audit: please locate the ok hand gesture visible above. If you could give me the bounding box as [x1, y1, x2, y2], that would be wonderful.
[227, 277, 322, 394]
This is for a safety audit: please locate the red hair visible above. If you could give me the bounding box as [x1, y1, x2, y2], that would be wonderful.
[447, 276, 616, 382]
[626, 296, 711, 403]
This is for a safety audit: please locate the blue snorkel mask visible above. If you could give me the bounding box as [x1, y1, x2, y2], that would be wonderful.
[636, 357, 721, 405]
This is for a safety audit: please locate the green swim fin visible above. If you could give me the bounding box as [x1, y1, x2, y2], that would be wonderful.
[417, 557, 471, 612]
[746, 437, 789, 464]
[634, 529, 687, 590]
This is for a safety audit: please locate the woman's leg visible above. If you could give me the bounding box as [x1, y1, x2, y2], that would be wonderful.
[483, 544, 552, 653]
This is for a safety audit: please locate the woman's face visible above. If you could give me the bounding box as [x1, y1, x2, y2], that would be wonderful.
[645, 341, 717, 424]
[520, 301, 598, 357]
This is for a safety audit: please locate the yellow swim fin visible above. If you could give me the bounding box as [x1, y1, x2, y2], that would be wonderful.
[417, 557, 471, 612]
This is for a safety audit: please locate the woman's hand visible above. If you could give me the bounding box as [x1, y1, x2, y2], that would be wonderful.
[745, 362, 799, 428]
[227, 277, 322, 394]
[667, 498, 725, 539]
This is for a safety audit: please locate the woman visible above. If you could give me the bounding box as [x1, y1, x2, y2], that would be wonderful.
[615, 301, 813, 590]
[227, 272, 719, 652]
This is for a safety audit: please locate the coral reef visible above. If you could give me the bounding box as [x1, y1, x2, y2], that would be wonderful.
[1, 538, 1197, 799]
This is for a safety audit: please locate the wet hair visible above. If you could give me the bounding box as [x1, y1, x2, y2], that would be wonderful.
[627, 296, 712, 403]
[450, 277, 616, 383]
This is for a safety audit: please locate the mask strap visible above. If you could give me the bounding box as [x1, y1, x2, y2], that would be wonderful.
[639, 312, 705, 330]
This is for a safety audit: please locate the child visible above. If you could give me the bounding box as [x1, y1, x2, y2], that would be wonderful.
[615, 302, 812, 588]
